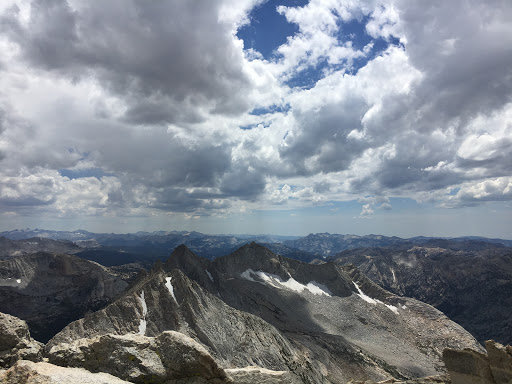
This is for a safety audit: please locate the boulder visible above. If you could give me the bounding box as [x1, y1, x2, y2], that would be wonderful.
[226, 366, 300, 383]
[443, 347, 494, 384]
[486, 340, 512, 384]
[0, 312, 42, 368]
[46, 331, 231, 383]
[0, 360, 131, 383]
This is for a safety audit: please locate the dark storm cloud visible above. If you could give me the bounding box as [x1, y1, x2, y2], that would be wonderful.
[1, 0, 252, 125]
[93, 127, 232, 189]
[219, 167, 267, 200]
[280, 97, 370, 176]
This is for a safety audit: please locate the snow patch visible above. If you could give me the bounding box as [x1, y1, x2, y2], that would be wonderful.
[391, 268, 396, 283]
[16, 279, 21, 284]
[137, 290, 148, 335]
[353, 282, 378, 304]
[205, 269, 214, 282]
[138, 319, 147, 335]
[240, 269, 331, 296]
[165, 277, 177, 302]
[385, 304, 399, 314]
[353, 282, 399, 315]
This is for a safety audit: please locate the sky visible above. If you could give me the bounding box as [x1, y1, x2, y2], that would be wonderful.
[0, 0, 511, 238]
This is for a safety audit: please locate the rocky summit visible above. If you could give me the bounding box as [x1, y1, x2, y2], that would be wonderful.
[43, 243, 483, 383]
[0, 312, 42, 368]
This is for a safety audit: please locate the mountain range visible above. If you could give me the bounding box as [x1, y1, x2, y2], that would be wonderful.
[1, 229, 511, 382]
[331, 244, 512, 345]
[44, 243, 481, 383]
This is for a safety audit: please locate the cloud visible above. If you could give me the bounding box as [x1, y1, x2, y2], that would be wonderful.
[0, 0, 511, 224]
[0, 0, 255, 125]
[442, 177, 512, 208]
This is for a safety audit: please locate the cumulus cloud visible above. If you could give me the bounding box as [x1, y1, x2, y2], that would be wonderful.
[0, 0, 255, 124]
[0, 0, 511, 225]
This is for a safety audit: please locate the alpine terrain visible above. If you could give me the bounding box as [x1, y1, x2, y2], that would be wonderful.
[38, 243, 483, 383]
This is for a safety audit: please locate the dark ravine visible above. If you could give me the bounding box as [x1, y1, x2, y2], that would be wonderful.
[45, 243, 483, 383]
[0, 252, 128, 342]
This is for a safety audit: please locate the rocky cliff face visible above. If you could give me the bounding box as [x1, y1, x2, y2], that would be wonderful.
[47, 243, 483, 383]
[0, 252, 128, 342]
[333, 245, 512, 345]
[0, 360, 132, 384]
[0, 312, 42, 368]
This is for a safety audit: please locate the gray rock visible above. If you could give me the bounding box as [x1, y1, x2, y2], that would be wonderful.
[47, 244, 484, 383]
[47, 267, 302, 379]
[47, 331, 231, 383]
[486, 340, 512, 384]
[206, 243, 482, 381]
[0, 360, 131, 383]
[226, 366, 300, 383]
[0, 312, 42, 368]
[443, 347, 495, 384]
[333, 244, 512, 345]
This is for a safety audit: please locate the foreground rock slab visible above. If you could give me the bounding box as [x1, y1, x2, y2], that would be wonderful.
[443, 340, 512, 384]
[46, 331, 231, 383]
[226, 366, 299, 383]
[0, 312, 42, 368]
[0, 360, 131, 384]
[486, 340, 512, 384]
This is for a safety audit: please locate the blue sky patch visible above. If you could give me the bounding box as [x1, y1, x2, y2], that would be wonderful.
[237, 0, 308, 60]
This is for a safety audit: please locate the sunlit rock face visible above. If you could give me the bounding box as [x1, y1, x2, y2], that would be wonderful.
[46, 331, 231, 383]
[0, 312, 42, 368]
[0, 360, 131, 384]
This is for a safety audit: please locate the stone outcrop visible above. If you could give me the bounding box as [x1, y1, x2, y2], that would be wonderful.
[486, 340, 512, 384]
[443, 340, 512, 384]
[46, 331, 231, 383]
[226, 366, 299, 383]
[0, 360, 131, 384]
[0, 312, 42, 368]
[443, 347, 494, 384]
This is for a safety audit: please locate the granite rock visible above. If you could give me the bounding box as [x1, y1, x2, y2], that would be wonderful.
[0, 312, 42, 368]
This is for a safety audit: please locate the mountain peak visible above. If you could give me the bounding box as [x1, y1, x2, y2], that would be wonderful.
[166, 244, 198, 263]
[165, 244, 213, 287]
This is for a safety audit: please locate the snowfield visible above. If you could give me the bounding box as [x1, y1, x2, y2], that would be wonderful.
[240, 269, 332, 296]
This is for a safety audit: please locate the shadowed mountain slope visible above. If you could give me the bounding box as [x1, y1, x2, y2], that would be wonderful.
[0, 252, 128, 342]
[332, 245, 512, 345]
